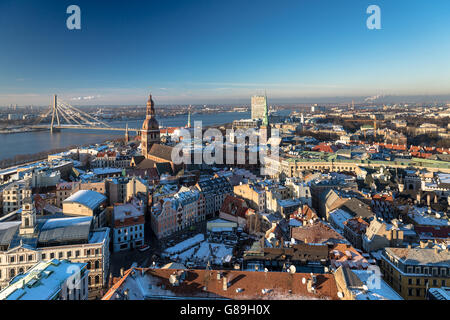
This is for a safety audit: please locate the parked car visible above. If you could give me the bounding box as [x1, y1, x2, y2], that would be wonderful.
[138, 244, 151, 252]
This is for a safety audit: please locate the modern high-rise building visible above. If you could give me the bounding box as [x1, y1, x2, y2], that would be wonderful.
[251, 95, 268, 120]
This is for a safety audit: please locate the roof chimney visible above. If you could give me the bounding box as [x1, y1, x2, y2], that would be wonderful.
[222, 276, 228, 291]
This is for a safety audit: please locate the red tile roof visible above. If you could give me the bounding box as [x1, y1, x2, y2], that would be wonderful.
[102, 268, 340, 300]
[220, 194, 250, 218]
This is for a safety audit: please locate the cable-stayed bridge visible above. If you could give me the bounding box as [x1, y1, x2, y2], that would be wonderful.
[32, 95, 140, 133]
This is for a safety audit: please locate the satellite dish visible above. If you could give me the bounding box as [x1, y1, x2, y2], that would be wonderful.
[337, 292, 344, 298]
[264, 268, 269, 273]
[362, 285, 369, 292]
[289, 265, 296, 274]
[302, 277, 306, 284]
[169, 274, 177, 284]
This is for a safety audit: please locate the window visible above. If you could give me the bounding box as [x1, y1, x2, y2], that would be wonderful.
[75, 250, 80, 257]
[42, 253, 46, 260]
[440, 268, 447, 277]
[67, 251, 72, 258]
[416, 279, 420, 285]
[28, 254, 33, 261]
[416, 289, 421, 297]
[407, 266, 413, 273]
[433, 279, 437, 286]
[19, 255, 24, 262]
[50, 253, 55, 259]
[10, 256, 15, 263]
[408, 278, 412, 285]
[415, 267, 421, 274]
[408, 289, 413, 296]
[58, 252, 63, 259]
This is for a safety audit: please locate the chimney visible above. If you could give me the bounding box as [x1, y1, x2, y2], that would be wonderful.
[222, 276, 228, 291]
[307, 279, 313, 293]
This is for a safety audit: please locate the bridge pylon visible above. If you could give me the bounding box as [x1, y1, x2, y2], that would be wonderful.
[50, 94, 60, 133]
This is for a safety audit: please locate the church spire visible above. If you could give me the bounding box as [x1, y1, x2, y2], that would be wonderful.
[146, 94, 155, 118]
[186, 106, 191, 128]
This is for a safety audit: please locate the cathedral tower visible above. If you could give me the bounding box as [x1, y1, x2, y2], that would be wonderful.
[141, 94, 160, 158]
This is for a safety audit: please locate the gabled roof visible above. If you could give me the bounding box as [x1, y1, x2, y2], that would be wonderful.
[220, 195, 249, 218]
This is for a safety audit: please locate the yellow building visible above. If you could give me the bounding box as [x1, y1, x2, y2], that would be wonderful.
[380, 246, 450, 300]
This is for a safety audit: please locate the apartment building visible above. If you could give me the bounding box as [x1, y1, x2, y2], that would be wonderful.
[380, 246, 450, 300]
[2, 181, 32, 215]
[112, 200, 145, 252]
[151, 187, 205, 239]
[233, 183, 266, 213]
[195, 177, 232, 218]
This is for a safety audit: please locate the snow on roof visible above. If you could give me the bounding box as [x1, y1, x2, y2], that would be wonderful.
[88, 228, 109, 244]
[41, 216, 92, 230]
[113, 203, 143, 221]
[164, 234, 205, 255]
[63, 190, 106, 210]
[0, 259, 86, 300]
[289, 218, 303, 227]
[351, 269, 403, 300]
[92, 167, 122, 175]
[329, 208, 353, 230]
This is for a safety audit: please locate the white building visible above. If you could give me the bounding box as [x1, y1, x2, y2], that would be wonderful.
[0, 201, 110, 299]
[113, 200, 145, 252]
[0, 259, 89, 300]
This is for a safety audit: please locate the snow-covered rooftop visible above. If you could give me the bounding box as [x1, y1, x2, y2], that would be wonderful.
[63, 190, 106, 210]
[0, 259, 86, 300]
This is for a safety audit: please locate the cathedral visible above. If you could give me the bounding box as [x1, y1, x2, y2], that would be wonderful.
[132, 94, 182, 175]
[141, 94, 161, 158]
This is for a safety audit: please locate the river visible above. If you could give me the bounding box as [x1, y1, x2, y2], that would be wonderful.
[0, 110, 291, 161]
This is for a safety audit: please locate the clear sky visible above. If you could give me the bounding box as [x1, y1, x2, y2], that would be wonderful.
[1, 0, 450, 105]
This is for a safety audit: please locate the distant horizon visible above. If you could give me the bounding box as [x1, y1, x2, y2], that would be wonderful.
[1, 93, 450, 108]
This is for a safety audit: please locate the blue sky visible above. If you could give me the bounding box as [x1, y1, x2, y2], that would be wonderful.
[1, 0, 450, 105]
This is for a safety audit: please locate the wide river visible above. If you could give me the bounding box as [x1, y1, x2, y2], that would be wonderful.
[0, 110, 291, 161]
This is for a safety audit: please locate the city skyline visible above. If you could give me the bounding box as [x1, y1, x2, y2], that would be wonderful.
[1, 0, 450, 105]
